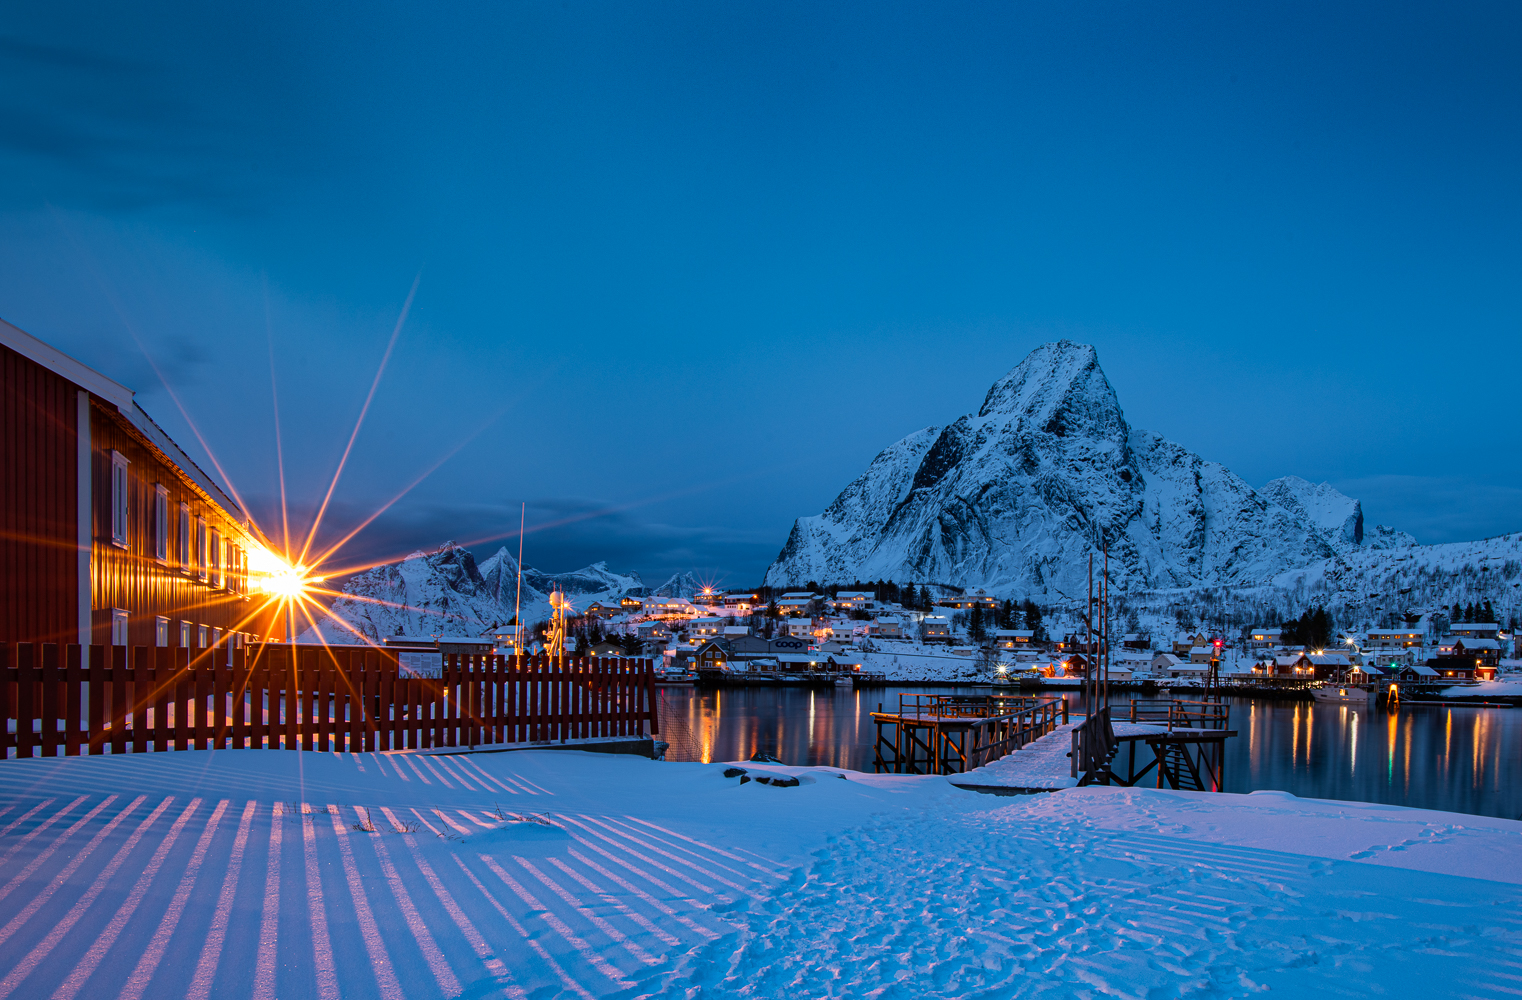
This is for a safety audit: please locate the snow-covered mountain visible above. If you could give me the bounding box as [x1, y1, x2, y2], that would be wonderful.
[298, 543, 647, 644]
[763, 340, 1470, 605]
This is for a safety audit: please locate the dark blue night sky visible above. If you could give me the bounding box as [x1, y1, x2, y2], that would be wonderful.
[2, 1, 1518, 585]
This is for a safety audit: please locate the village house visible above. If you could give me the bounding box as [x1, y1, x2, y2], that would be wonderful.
[1121, 632, 1150, 650]
[1247, 627, 1282, 651]
[923, 616, 952, 643]
[833, 591, 874, 609]
[936, 590, 997, 611]
[776, 598, 812, 616]
[785, 617, 815, 640]
[722, 591, 758, 610]
[583, 601, 624, 620]
[869, 618, 904, 639]
[992, 629, 1034, 649]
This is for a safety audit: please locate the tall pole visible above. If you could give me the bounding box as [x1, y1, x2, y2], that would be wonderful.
[514, 501, 525, 657]
[1087, 553, 1094, 709]
[1102, 543, 1109, 711]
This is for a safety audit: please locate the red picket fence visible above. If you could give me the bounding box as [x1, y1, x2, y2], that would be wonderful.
[0, 643, 656, 759]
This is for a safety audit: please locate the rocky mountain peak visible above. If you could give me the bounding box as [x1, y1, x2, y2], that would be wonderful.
[766, 340, 1411, 597]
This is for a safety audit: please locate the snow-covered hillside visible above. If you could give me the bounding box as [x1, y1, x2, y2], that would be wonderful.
[298, 543, 647, 643]
[764, 340, 1516, 617]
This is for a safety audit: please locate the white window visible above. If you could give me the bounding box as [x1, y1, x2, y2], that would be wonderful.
[155, 616, 169, 647]
[210, 528, 223, 588]
[153, 485, 169, 562]
[178, 503, 191, 572]
[110, 451, 130, 548]
[197, 624, 208, 648]
[196, 516, 207, 582]
[179, 621, 190, 647]
[111, 609, 129, 646]
[211, 626, 223, 649]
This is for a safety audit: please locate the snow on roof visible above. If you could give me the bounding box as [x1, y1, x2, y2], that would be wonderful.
[1405, 665, 1439, 676]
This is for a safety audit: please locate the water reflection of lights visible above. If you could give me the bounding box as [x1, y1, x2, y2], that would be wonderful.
[1349, 710, 1357, 774]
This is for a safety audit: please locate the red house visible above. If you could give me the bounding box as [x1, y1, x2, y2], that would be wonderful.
[1, 318, 277, 654]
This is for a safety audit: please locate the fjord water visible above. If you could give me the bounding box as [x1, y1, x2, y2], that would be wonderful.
[654, 685, 1522, 821]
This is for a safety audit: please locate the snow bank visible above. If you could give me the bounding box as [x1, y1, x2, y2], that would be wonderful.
[0, 747, 1517, 998]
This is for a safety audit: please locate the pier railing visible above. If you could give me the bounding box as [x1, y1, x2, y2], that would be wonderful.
[0, 643, 656, 759]
[872, 694, 1066, 775]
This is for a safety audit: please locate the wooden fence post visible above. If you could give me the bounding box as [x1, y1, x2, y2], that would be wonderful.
[65, 644, 83, 757]
[87, 644, 104, 755]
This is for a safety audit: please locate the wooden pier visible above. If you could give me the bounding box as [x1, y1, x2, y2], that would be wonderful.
[871, 694, 1068, 775]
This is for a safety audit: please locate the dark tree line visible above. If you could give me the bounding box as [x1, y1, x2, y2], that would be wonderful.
[1279, 607, 1334, 649]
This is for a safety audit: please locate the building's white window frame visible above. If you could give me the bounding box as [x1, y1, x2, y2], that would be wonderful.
[178, 502, 191, 573]
[179, 621, 191, 648]
[153, 484, 169, 562]
[155, 616, 170, 647]
[111, 609, 129, 646]
[210, 528, 223, 589]
[110, 451, 130, 548]
[197, 624, 208, 649]
[196, 516, 208, 582]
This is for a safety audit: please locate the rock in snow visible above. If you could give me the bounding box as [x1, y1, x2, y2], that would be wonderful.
[764, 340, 1437, 598]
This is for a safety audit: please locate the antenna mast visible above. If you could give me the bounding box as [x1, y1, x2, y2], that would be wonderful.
[514, 501, 525, 657]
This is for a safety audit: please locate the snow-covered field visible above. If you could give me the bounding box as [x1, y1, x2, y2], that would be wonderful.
[1, 747, 1519, 998]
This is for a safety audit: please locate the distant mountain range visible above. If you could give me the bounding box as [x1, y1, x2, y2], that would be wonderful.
[763, 341, 1518, 621]
[304, 341, 1520, 641]
[298, 545, 708, 643]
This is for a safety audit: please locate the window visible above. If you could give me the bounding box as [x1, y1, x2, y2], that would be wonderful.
[153, 485, 169, 562]
[211, 626, 222, 650]
[210, 529, 223, 588]
[110, 452, 130, 548]
[179, 503, 191, 573]
[179, 621, 190, 648]
[197, 624, 208, 648]
[196, 516, 207, 582]
[155, 616, 169, 647]
[111, 609, 129, 646]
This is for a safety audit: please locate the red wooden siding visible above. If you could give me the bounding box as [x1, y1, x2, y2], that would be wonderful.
[0, 344, 78, 645]
[88, 401, 271, 649]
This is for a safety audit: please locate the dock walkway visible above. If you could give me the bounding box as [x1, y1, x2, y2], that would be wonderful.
[951, 719, 1168, 794]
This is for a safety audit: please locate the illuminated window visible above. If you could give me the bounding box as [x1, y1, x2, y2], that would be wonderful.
[153, 485, 169, 561]
[179, 621, 190, 647]
[155, 616, 169, 647]
[196, 516, 207, 582]
[110, 451, 130, 548]
[111, 609, 129, 646]
[210, 528, 223, 588]
[197, 624, 208, 648]
[178, 503, 191, 572]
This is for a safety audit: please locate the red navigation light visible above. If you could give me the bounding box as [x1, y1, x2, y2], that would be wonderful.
[1212, 639, 1223, 649]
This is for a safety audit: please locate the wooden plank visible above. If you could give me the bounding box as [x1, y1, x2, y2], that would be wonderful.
[128, 647, 148, 755]
[0, 645, 13, 760]
[250, 651, 267, 750]
[442, 657, 456, 748]
[193, 656, 210, 751]
[316, 660, 330, 753]
[231, 648, 247, 750]
[217, 654, 231, 748]
[87, 644, 104, 755]
[175, 650, 191, 752]
[111, 646, 129, 756]
[281, 646, 296, 752]
[65, 644, 83, 757]
[38, 643, 58, 757]
[159, 648, 180, 752]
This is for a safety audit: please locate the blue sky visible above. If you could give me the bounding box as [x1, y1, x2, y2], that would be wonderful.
[2, 1, 1519, 586]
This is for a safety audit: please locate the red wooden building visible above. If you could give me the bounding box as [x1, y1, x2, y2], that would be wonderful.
[1, 318, 277, 654]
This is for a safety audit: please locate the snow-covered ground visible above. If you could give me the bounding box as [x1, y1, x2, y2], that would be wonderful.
[1438, 680, 1522, 698]
[0, 747, 1518, 998]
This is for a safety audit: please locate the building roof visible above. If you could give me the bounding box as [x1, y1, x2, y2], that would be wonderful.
[2, 317, 255, 540]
